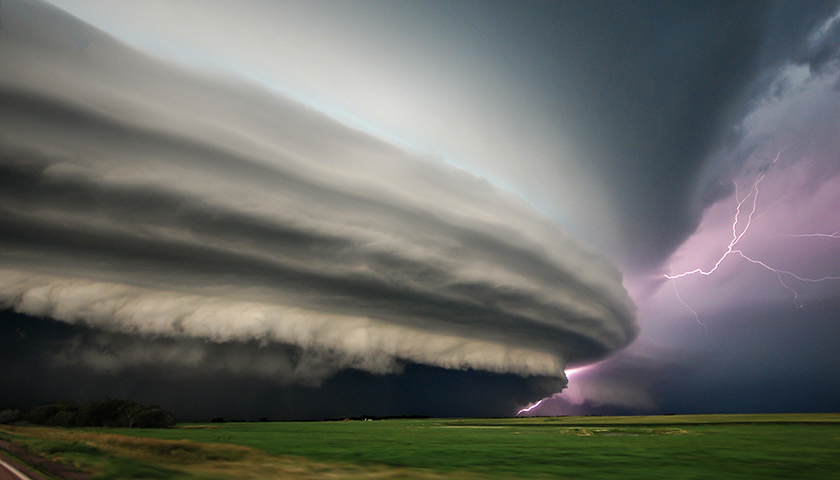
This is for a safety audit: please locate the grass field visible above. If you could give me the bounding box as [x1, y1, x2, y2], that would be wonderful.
[2, 414, 839, 479]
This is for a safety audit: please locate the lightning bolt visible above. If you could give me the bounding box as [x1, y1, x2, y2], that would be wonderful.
[666, 148, 840, 316]
[516, 398, 546, 416]
[774, 231, 840, 239]
[734, 250, 840, 284]
[671, 279, 709, 334]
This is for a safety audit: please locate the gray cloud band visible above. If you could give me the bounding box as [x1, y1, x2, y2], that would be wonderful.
[0, 0, 636, 382]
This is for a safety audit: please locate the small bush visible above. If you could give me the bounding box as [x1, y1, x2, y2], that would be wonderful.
[0, 408, 23, 424]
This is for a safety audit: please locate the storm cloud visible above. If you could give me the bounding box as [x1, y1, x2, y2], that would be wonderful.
[0, 0, 636, 384]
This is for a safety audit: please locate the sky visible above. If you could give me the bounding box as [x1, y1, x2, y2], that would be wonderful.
[1, 0, 839, 421]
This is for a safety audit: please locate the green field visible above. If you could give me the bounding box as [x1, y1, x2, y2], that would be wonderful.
[2, 414, 839, 479]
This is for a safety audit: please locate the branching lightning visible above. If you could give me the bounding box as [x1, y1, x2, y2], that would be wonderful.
[666, 149, 784, 281]
[666, 148, 840, 317]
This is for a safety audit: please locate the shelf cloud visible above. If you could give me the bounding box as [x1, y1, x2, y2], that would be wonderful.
[0, 0, 636, 385]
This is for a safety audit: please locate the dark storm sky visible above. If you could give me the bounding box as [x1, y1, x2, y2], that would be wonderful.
[1, 0, 839, 419]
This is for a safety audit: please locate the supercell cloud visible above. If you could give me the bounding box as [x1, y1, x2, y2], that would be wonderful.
[0, 0, 636, 385]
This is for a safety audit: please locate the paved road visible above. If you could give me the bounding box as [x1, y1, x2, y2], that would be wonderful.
[0, 457, 31, 480]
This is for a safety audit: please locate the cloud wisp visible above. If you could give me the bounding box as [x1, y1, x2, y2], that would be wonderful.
[0, 0, 636, 385]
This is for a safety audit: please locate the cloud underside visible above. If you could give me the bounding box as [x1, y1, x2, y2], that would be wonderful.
[0, 0, 636, 383]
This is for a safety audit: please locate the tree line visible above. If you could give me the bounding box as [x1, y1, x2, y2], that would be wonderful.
[0, 399, 176, 428]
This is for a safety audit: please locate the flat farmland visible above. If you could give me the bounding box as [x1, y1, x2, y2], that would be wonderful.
[2, 414, 839, 479]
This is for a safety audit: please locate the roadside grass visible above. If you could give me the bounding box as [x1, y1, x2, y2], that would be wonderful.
[3, 413, 839, 479]
[0, 426, 480, 479]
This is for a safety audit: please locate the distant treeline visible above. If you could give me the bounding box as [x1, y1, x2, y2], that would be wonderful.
[0, 399, 176, 428]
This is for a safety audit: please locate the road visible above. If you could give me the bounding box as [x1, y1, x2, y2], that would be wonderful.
[0, 457, 31, 480]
